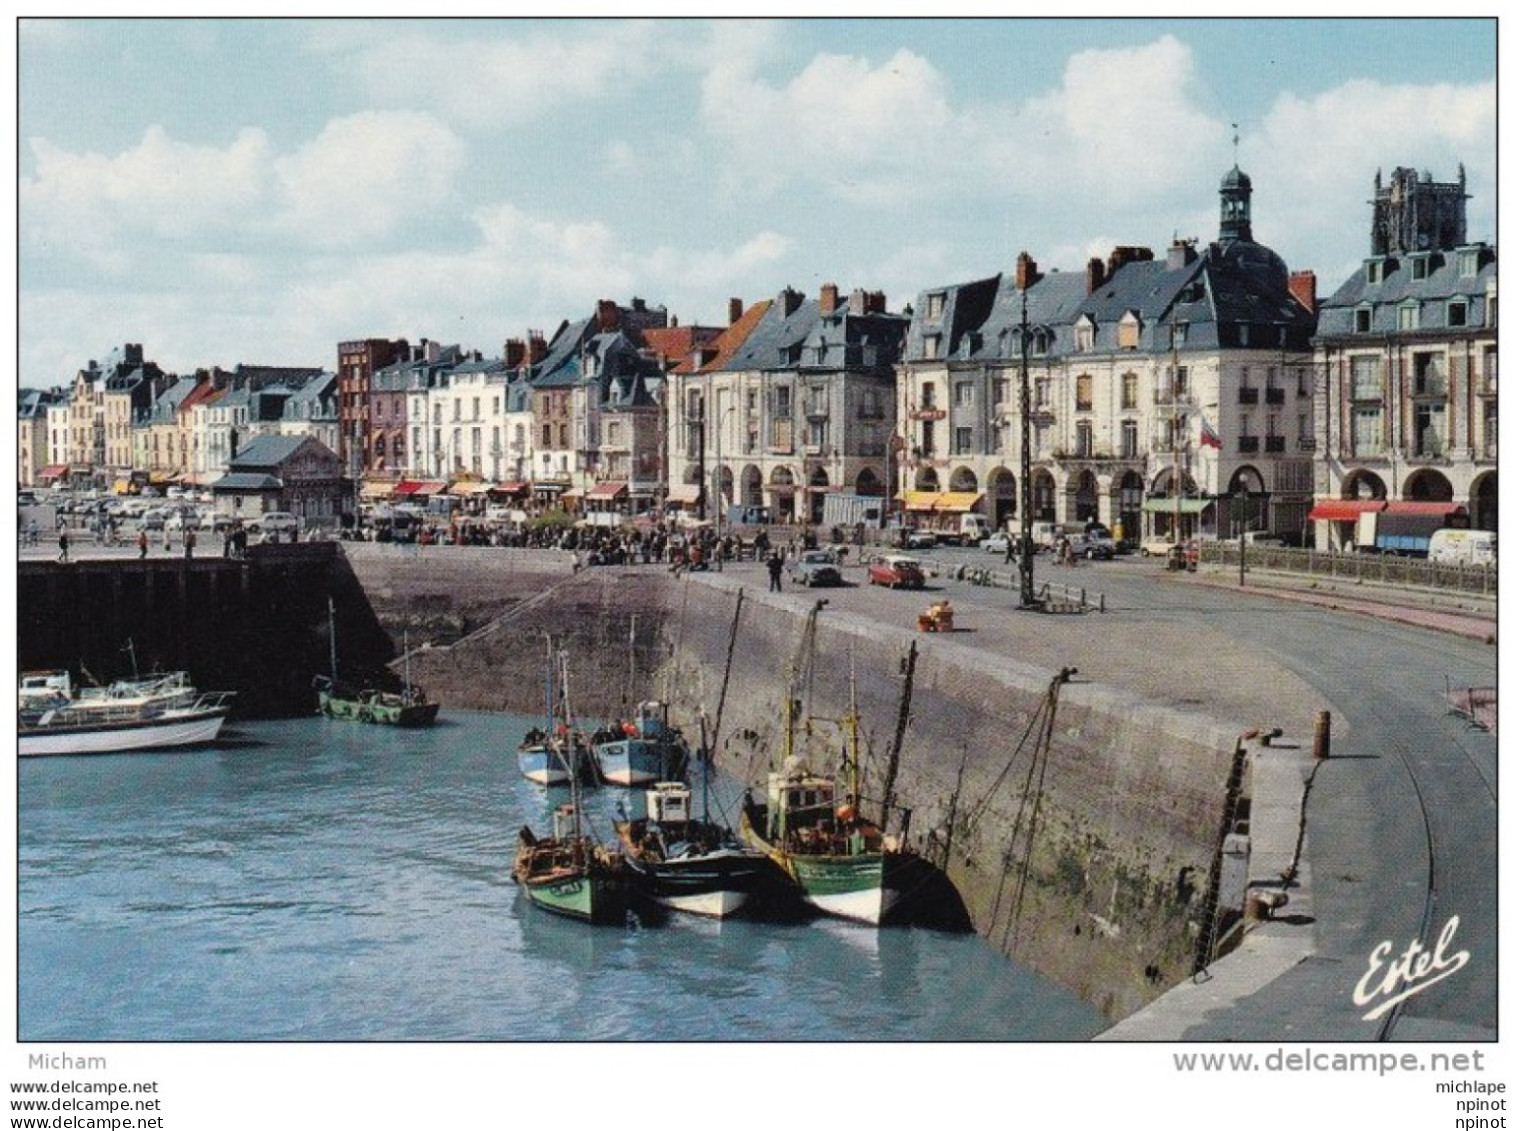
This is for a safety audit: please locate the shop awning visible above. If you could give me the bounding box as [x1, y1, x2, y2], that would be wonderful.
[1384, 501, 1466, 517]
[491, 481, 529, 494]
[360, 481, 395, 498]
[900, 490, 983, 512]
[666, 484, 702, 504]
[392, 480, 423, 497]
[39, 464, 68, 480]
[1307, 499, 1387, 522]
[562, 488, 586, 501]
[586, 481, 628, 501]
[448, 480, 491, 495]
[1141, 496, 1212, 515]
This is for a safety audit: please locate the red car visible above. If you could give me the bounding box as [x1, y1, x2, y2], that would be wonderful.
[867, 554, 926, 589]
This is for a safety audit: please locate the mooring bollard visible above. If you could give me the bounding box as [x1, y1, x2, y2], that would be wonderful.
[1312, 710, 1331, 761]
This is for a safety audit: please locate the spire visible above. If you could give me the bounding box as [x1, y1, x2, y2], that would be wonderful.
[1218, 146, 1253, 245]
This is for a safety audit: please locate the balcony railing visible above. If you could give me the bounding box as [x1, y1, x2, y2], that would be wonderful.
[1264, 436, 1286, 453]
[1265, 388, 1286, 405]
[1237, 436, 1260, 453]
[1238, 387, 1259, 405]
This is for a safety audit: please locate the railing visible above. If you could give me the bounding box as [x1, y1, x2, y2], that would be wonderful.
[934, 562, 1106, 612]
[1197, 543, 1497, 596]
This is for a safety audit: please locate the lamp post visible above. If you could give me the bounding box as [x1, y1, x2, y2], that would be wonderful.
[1017, 288, 1037, 608]
[711, 401, 736, 571]
[1234, 486, 1247, 587]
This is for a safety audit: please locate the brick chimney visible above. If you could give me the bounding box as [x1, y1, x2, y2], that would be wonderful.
[1107, 245, 1154, 275]
[527, 332, 548, 364]
[1288, 270, 1318, 314]
[728, 298, 744, 325]
[1015, 251, 1040, 291]
[779, 287, 803, 316]
[504, 338, 526, 368]
[820, 283, 840, 314]
[1086, 257, 1106, 294]
[595, 299, 620, 332]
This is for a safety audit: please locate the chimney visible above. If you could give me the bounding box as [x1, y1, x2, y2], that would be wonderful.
[779, 287, 803, 316]
[869, 291, 887, 314]
[1086, 257, 1106, 294]
[1015, 251, 1040, 291]
[821, 283, 840, 314]
[527, 332, 548, 364]
[504, 338, 526, 368]
[1289, 270, 1318, 314]
[728, 298, 744, 325]
[1167, 239, 1197, 269]
[596, 299, 620, 332]
[1106, 245, 1154, 275]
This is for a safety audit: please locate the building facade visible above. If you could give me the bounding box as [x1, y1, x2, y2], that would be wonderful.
[1311, 165, 1497, 545]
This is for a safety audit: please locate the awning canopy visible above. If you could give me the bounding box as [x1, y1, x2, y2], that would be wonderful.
[900, 490, 983, 512]
[666, 484, 702, 504]
[491, 481, 529, 495]
[39, 464, 68, 480]
[360, 481, 395, 498]
[562, 488, 586, 501]
[586, 481, 628, 501]
[448, 480, 490, 495]
[1307, 499, 1387, 522]
[1384, 501, 1466, 517]
[1141, 496, 1212, 515]
[395, 480, 446, 497]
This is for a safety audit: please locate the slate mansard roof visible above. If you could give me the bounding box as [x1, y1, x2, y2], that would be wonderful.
[1315, 243, 1496, 339]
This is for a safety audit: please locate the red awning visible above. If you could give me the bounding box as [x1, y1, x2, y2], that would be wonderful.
[1384, 501, 1466, 517]
[392, 480, 424, 496]
[1307, 499, 1387, 522]
[394, 480, 446, 497]
[39, 464, 69, 479]
[586, 481, 628, 500]
[491, 481, 529, 494]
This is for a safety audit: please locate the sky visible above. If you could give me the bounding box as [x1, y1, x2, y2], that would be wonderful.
[13, 15, 1499, 387]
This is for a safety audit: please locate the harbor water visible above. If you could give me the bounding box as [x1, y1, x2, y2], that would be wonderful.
[18, 711, 1104, 1041]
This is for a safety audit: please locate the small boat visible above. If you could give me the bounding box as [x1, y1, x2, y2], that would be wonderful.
[614, 780, 768, 919]
[591, 700, 691, 786]
[512, 649, 627, 923]
[316, 601, 439, 727]
[737, 603, 925, 925]
[18, 669, 234, 758]
[516, 726, 594, 786]
[512, 803, 628, 924]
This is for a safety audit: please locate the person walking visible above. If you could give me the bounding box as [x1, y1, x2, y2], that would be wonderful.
[137, 529, 148, 560]
[56, 530, 70, 563]
[767, 551, 783, 592]
[184, 527, 197, 559]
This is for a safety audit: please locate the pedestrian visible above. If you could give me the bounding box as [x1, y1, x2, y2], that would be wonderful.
[767, 552, 783, 592]
[137, 529, 148, 559]
[184, 528, 196, 559]
[27, 518, 39, 546]
[57, 530, 70, 563]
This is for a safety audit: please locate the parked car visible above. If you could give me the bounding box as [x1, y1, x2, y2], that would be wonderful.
[1070, 532, 1117, 560]
[1140, 534, 1180, 557]
[868, 554, 926, 590]
[894, 527, 938, 550]
[983, 531, 1014, 555]
[788, 549, 844, 587]
[248, 511, 300, 542]
[164, 509, 206, 533]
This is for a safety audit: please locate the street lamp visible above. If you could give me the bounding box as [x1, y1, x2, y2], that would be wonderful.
[711, 401, 736, 571]
[1233, 486, 1247, 587]
[1017, 288, 1038, 608]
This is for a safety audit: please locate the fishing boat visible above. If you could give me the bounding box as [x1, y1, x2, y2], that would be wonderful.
[512, 650, 627, 923]
[738, 603, 925, 925]
[590, 700, 691, 786]
[19, 670, 234, 757]
[614, 780, 768, 919]
[315, 600, 439, 727]
[516, 638, 595, 785]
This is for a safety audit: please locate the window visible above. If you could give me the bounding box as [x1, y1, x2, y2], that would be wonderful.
[1448, 300, 1468, 327]
[1349, 356, 1382, 400]
[921, 382, 937, 410]
[1355, 307, 1372, 333]
[954, 426, 973, 454]
[472, 397, 480, 421]
[1414, 403, 1447, 457]
[1120, 419, 1138, 459]
[1075, 421, 1093, 458]
[1484, 406, 1498, 459]
[1033, 378, 1049, 409]
[1351, 406, 1382, 457]
[1174, 366, 1189, 398]
[1413, 353, 1445, 396]
[1397, 302, 1420, 331]
[1411, 256, 1430, 281]
[1075, 319, 1095, 352]
[919, 420, 936, 458]
[1117, 312, 1141, 350]
[925, 292, 946, 319]
[992, 378, 1008, 410]
[1365, 260, 1384, 284]
[1075, 374, 1093, 412]
[1120, 373, 1138, 410]
[954, 383, 974, 407]
[923, 334, 941, 360]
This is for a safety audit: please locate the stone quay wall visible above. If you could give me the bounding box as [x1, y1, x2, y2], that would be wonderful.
[346, 545, 1236, 1023]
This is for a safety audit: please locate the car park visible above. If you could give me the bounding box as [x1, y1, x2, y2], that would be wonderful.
[788, 549, 844, 587]
[868, 553, 927, 589]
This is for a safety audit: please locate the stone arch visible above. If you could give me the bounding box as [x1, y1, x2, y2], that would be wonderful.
[987, 466, 1016, 527]
[1031, 467, 1057, 522]
[769, 465, 797, 523]
[1116, 470, 1144, 543]
[1470, 470, 1498, 531]
[1402, 467, 1454, 502]
[1226, 465, 1267, 495]
[854, 467, 883, 496]
[1340, 469, 1387, 500]
[740, 464, 763, 506]
[913, 466, 941, 492]
[1150, 467, 1197, 496]
[949, 466, 979, 493]
[1070, 468, 1099, 522]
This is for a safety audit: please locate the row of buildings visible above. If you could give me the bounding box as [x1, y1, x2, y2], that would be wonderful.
[18, 162, 1498, 546]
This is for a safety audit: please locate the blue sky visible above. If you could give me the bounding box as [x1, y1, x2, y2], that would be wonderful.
[14, 16, 1498, 385]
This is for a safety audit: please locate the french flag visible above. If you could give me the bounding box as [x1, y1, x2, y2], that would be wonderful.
[1198, 415, 1223, 450]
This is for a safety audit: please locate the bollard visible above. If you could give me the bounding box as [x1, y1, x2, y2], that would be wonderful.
[1312, 710, 1331, 761]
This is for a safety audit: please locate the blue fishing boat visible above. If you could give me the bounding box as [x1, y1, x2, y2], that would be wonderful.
[591, 700, 691, 786]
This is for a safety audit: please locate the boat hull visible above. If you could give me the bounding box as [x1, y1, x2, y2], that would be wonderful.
[19, 708, 229, 758]
[620, 845, 766, 919]
[593, 736, 689, 786]
[513, 830, 626, 924]
[516, 740, 592, 786]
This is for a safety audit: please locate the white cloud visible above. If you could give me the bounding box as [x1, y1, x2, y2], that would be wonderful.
[273, 111, 466, 249]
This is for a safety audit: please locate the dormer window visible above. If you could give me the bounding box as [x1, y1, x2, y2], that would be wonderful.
[1118, 311, 1142, 350]
[1397, 301, 1421, 332]
[1355, 306, 1373, 333]
[1365, 260, 1385, 285]
[922, 333, 941, 360]
[1448, 299, 1468, 328]
[1074, 316, 1095, 352]
[925, 292, 946, 320]
[1411, 255, 1431, 281]
[1459, 248, 1481, 277]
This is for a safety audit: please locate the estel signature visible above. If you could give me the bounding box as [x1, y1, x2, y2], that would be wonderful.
[1352, 916, 1471, 1022]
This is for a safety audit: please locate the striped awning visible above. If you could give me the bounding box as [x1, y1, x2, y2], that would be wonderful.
[586, 481, 628, 501]
[900, 490, 983, 513]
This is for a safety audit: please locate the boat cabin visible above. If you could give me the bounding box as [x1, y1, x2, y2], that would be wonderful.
[646, 781, 692, 825]
[764, 767, 838, 841]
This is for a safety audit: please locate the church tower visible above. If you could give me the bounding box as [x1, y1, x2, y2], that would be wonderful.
[1218, 164, 1253, 244]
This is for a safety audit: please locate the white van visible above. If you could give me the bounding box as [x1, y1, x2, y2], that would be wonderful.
[1428, 528, 1496, 566]
[252, 511, 300, 543]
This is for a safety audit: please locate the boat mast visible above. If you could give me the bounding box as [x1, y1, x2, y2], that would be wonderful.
[326, 599, 338, 683]
[558, 647, 583, 841]
[845, 648, 862, 807]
